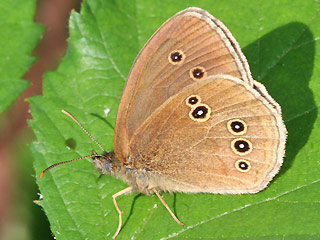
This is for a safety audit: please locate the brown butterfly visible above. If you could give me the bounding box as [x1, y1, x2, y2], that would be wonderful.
[41, 7, 287, 239]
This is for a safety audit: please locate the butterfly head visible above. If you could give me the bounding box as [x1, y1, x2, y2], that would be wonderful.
[93, 151, 121, 175]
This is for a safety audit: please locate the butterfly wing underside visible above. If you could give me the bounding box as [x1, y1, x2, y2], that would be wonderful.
[128, 75, 286, 194]
[114, 7, 253, 163]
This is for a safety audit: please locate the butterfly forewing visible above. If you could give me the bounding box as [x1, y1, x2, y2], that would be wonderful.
[114, 8, 253, 163]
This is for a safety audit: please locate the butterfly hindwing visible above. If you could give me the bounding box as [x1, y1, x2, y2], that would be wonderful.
[128, 75, 286, 194]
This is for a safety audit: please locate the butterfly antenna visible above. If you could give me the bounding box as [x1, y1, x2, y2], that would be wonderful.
[61, 109, 106, 152]
[40, 154, 104, 178]
[40, 110, 107, 178]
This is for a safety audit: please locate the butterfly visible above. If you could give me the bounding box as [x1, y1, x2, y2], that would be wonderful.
[41, 7, 287, 239]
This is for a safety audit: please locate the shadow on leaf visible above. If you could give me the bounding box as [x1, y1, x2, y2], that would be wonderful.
[244, 22, 317, 178]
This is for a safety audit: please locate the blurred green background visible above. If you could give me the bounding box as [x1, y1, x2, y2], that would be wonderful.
[0, 1, 81, 239]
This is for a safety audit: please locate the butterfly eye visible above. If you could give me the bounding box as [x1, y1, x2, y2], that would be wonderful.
[235, 159, 251, 172]
[231, 138, 252, 155]
[190, 66, 207, 81]
[186, 94, 201, 107]
[227, 119, 247, 135]
[168, 50, 185, 65]
[189, 104, 211, 122]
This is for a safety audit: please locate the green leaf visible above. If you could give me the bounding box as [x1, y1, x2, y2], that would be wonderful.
[0, 0, 42, 114]
[30, 0, 320, 239]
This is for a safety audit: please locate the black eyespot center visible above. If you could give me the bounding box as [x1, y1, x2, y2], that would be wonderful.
[234, 140, 250, 153]
[231, 121, 245, 133]
[170, 51, 183, 62]
[235, 159, 251, 172]
[238, 161, 249, 170]
[188, 96, 199, 105]
[192, 106, 208, 119]
[189, 66, 207, 81]
[192, 68, 204, 79]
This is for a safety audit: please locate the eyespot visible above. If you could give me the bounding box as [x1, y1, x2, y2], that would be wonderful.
[227, 119, 247, 135]
[235, 159, 251, 172]
[189, 104, 211, 122]
[186, 95, 201, 107]
[168, 50, 185, 65]
[231, 138, 252, 155]
[189, 66, 207, 81]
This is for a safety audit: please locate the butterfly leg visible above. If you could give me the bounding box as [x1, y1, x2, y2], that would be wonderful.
[151, 188, 185, 226]
[112, 186, 133, 239]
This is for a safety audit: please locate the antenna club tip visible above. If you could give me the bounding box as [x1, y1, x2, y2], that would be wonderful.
[61, 109, 73, 118]
[40, 172, 44, 178]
